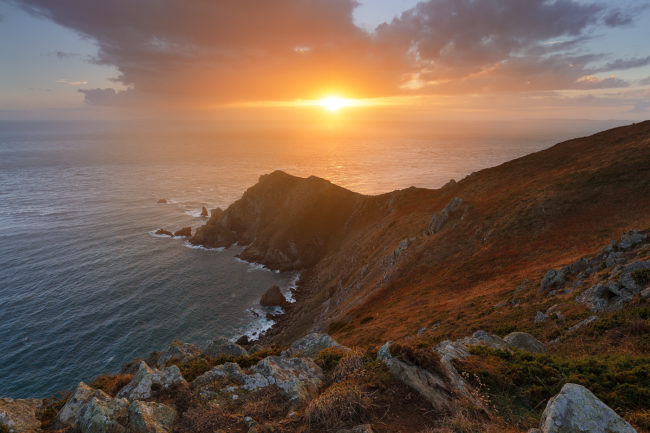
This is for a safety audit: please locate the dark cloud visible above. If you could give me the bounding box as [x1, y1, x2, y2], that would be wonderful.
[14, 0, 645, 106]
[51, 50, 77, 59]
[640, 76, 650, 86]
[593, 56, 650, 73]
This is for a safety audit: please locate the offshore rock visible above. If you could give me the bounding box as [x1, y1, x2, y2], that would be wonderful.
[128, 400, 176, 433]
[154, 229, 173, 237]
[116, 361, 186, 401]
[157, 340, 202, 368]
[200, 206, 209, 217]
[260, 285, 287, 307]
[0, 398, 42, 433]
[56, 382, 111, 427]
[203, 336, 248, 358]
[173, 227, 191, 237]
[540, 383, 636, 433]
[156, 199, 167, 204]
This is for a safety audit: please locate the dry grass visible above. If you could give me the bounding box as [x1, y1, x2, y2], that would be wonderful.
[305, 381, 374, 430]
[332, 347, 365, 382]
[88, 373, 133, 396]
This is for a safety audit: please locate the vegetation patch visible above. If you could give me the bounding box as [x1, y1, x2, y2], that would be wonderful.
[89, 373, 133, 396]
[305, 381, 374, 430]
[456, 346, 650, 428]
[40, 391, 70, 430]
[390, 342, 447, 379]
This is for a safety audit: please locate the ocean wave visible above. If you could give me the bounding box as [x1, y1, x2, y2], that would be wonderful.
[182, 241, 225, 252]
[283, 273, 300, 303]
[240, 306, 284, 341]
[148, 230, 174, 239]
[234, 257, 280, 273]
[183, 208, 208, 218]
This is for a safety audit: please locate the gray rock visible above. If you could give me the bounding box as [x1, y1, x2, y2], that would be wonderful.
[641, 287, 650, 298]
[427, 197, 467, 235]
[540, 383, 636, 433]
[577, 281, 630, 312]
[204, 336, 248, 358]
[504, 332, 546, 353]
[617, 230, 646, 250]
[541, 269, 566, 292]
[282, 333, 346, 358]
[567, 316, 599, 334]
[605, 252, 626, 268]
[0, 398, 42, 433]
[195, 357, 323, 406]
[56, 382, 111, 427]
[74, 396, 129, 433]
[620, 260, 650, 292]
[535, 311, 547, 323]
[157, 339, 202, 368]
[128, 400, 176, 433]
[116, 361, 186, 401]
[377, 342, 453, 410]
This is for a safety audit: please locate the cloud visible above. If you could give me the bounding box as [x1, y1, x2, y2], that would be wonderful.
[51, 51, 77, 60]
[14, 0, 647, 107]
[640, 76, 650, 86]
[56, 78, 88, 86]
[593, 56, 650, 73]
[574, 75, 629, 89]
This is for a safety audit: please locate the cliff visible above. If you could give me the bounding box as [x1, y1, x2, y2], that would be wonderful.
[192, 121, 650, 346]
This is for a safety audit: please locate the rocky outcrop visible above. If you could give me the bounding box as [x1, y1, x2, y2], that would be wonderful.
[56, 382, 111, 427]
[200, 206, 209, 217]
[156, 340, 202, 368]
[540, 269, 567, 292]
[154, 229, 173, 237]
[260, 285, 286, 307]
[426, 197, 468, 235]
[377, 342, 453, 410]
[128, 401, 176, 433]
[203, 336, 248, 358]
[0, 398, 42, 433]
[74, 396, 129, 433]
[194, 356, 324, 406]
[282, 333, 346, 358]
[539, 383, 636, 433]
[504, 332, 546, 353]
[173, 227, 191, 237]
[116, 362, 186, 401]
[577, 259, 650, 312]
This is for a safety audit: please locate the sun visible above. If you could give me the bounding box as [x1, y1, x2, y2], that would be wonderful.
[319, 96, 351, 112]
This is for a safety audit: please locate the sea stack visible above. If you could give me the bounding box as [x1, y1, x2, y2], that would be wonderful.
[260, 285, 287, 307]
[200, 206, 209, 217]
[174, 227, 192, 237]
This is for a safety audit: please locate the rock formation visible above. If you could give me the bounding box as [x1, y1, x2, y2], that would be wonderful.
[259, 285, 286, 307]
[173, 227, 191, 237]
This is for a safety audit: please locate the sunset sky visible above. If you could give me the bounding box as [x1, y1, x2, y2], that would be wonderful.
[1, 0, 649, 120]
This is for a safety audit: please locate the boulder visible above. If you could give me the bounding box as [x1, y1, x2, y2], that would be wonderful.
[617, 230, 646, 250]
[0, 398, 42, 433]
[577, 282, 630, 312]
[535, 311, 547, 323]
[194, 357, 323, 406]
[259, 285, 286, 307]
[154, 229, 173, 237]
[74, 396, 129, 433]
[128, 401, 176, 433]
[377, 342, 453, 410]
[541, 269, 566, 292]
[539, 383, 636, 433]
[173, 227, 192, 237]
[504, 332, 546, 353]
[156, 199, 167, 204]
[282, 333, 346, 358]
[200, 206, 209, 217]
[157, 340, 202, 368]
[203, 337, 248, 358]
[56, 382, 111, 427]
[116, 361, 186, 401]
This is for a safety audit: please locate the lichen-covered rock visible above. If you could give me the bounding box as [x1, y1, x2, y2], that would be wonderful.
[56, 382, 111, 427]
[203, 337, 248, 358]
[577, 281, 630, 312]
[128, 401, 176, 433]
[74, 396, 129, 433]
[157, 340, 202, 368]
[0, 398, 42, 433]
[541, 269, 566, 292]
[192, 362, 245, 388]
[116, 361, 186, 401]
[540, 383, 636, 433]
[377, 342, 453, 410]
[282, 333, 346, 357]
[244, 356, 324, 404]
[504, 332, 546, 353]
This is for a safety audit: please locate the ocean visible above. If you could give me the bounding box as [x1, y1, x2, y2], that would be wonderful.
[0, 119, 623, 398]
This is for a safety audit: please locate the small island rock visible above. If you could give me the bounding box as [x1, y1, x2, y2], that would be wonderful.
[200, 206, 209, 217]
[260, 285, 286, 306]
[155, 228, 173, 237]
[173, 227, 191, 237]
[156, 199, 167, 204]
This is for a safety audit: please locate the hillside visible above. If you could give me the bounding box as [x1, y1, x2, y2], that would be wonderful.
[191, 121, 650, 348]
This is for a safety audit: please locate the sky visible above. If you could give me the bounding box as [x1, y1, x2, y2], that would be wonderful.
[1, 0, 649, 121]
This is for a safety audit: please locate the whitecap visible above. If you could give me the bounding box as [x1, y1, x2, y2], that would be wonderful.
[182, 240, 225, 252]
[183, 208, 208, 218]
[148, 230, 173, 239]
